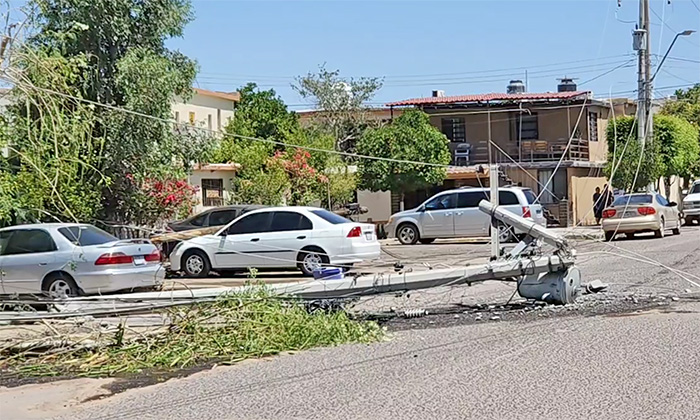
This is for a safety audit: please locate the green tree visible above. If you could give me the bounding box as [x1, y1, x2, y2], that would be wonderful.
[293, 65, 383, 153]
[604, 116, 663, 192]
[655, 115, 700, 196]
[660, 84, 700, 128]
[356, 109, 450, 207]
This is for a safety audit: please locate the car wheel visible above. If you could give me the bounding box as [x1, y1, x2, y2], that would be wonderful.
[495, 223, 514, 243]
[604, 231, 615, 241]
[654, 218, 665, 238]
[182, 250, 211, 278]
[43, 273, 79, 299]
[397, 224, 419, 245]
[672, 220, 681, 235]
[298, 248, 330, 277]
[419, 238, 435, 244]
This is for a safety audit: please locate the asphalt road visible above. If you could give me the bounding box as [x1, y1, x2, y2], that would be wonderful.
[50, 225, 700, 420]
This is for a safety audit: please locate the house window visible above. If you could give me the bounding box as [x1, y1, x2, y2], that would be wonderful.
[174, 111, 180, 123]
[217, 109, 222, 131]
[441, 117, 466, 142]
[588, 112, 598, 141]
[207, 114, 213, 131]
[201, 178, 224, 207]
[514, 113, 539, 141]
[189, 111, 195, 125]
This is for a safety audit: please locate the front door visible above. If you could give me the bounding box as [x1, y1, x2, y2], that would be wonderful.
[420, 193, 456, 238]
[214, 212, 273, 269]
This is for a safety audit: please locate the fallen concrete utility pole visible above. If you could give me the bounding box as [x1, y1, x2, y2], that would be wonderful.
[1, 201, 582, 322]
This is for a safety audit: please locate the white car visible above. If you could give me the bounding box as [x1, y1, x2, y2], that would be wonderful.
[0, 224, 164, 297]
[169, 207, 380, 277]
[386, 186, 546, 245]
[682, 180, 700, 225]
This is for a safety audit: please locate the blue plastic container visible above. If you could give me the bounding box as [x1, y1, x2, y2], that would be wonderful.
[312, 267, 344, 281]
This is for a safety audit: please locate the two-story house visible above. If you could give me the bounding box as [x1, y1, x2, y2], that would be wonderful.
[385, 80, 616, 226]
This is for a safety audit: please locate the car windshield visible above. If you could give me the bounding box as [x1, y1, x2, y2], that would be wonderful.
[613, 194, 652, 206]
[311, 209, 350, 224]
[522, 189, 538, 204]
[59, 226, 117, 246]
[690, 183, 700, 194]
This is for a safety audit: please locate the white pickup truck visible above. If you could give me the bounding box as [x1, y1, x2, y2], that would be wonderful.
[682, 180, 700, 225]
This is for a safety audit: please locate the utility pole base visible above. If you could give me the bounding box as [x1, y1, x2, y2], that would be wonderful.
[518, 267, 581, 305]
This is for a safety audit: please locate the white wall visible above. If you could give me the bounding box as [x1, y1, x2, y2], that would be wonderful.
[188, 170, 235, 213]
[172, 94, 235, 133]
[357, 190, 392, 223]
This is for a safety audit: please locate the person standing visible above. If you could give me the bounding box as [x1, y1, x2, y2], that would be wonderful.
[593, 186, 603, 224]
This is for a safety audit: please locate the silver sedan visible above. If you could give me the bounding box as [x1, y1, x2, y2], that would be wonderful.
[0, 223, 165, 297]
[601, 193, 682, 241]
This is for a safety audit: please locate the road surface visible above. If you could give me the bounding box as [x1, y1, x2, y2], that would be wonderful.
[38, 225, 700, 420]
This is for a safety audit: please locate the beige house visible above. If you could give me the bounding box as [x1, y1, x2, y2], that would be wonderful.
[172, 88, 240, 212]
[386, 83, 624, 226]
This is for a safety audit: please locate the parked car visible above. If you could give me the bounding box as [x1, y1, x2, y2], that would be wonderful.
[170, 207, 380, 277]
[167, 205, 267, 232]
[385, 186, 546, 245]
[681, 180, 700, 225]
[0, 224, 164, 297]
[601, 193, 681, 241]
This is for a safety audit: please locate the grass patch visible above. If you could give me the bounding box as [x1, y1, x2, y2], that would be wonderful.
[0, 286, 382, 378]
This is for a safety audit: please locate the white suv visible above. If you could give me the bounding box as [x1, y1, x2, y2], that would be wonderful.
[682, 180, 700, 225]
[386, 187, 547, 245]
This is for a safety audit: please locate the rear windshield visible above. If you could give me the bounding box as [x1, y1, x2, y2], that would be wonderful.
[311, 210, 350, 224]
[522, 189, 538, 204]
[59, 226, 117, 246]
[613, 195, 652, 206]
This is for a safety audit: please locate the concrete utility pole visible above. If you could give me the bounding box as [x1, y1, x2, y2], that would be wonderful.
[634, 0, 652, 155]
[489, 164, 499, 259]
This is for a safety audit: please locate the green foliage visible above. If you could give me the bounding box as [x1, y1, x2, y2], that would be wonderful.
[654, 115, 700, 179]
[1, 286, 382, 378]
[660, 84, 700, 128]
[356, 109, 450, 196]
[293, 64, 384, 152]
[604, 116, 664, 192]
[230, 166, 290, 206]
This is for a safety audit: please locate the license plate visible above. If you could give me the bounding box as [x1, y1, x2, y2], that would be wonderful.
[623, 211, 636, 218]
[134, 256, 146, 266]
[364, 232, 373, 240]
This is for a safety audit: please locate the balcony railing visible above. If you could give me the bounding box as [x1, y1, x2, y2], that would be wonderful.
[450, 138, 590, 166]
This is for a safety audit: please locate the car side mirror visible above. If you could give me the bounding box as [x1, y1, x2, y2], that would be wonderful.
[668, 201, 677, 207]
[418, 206, 425, 212]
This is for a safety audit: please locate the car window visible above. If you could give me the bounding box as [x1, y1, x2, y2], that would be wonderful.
[227, 212, 272, 235]
[613, 194, 652, 206]
[310, 210, 350, 224]
[499, 191, 520, 206]
[0, 230, 13, 255]
[457, 191, 487, 208]
[522, 189, 538, 204]
[690, 183, 700, 194]
[425, 193, 456, 210]
[189, 213, 207, 227]
[2, 229, 56, 255]
[209, 210, 237, 226]
[59, 226, 117, 246]
[656, 195, 669, 206]
[270, 212, 313, 232]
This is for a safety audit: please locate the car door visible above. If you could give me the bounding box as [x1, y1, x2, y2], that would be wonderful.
[656, 194, 677, 226]
[420, 193, 456, 238]
[454, 191, 490, 237]
[0, 228, 57, 295]
[214, 212, 273, 268]
[0, 230, 13, 294]
[262, 211, 314, 266]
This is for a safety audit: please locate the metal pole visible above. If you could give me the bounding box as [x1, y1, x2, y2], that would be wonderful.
[487, 102, 492, 165]
[490, 163, 499, 259]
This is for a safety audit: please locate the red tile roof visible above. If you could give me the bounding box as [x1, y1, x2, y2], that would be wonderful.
[387, 91, 590, 107]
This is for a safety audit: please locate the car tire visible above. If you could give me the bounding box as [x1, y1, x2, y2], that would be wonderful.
[182, 250, 211, 278]
[419, 238, 435, 244]
[298, 247, 330, 277]
[672, 220, 681, 235]
[654, 218, 665, 238]
[492, 223, 514, 243]
[42, 272, 80, 299]
[396, 223, 419, 245]
[604, 231, 615, 241]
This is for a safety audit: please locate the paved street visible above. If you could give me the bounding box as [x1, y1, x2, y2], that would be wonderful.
[38, 225, 700, 420]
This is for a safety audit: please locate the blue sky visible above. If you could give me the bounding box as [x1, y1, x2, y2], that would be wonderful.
[170, 0, 700, 108]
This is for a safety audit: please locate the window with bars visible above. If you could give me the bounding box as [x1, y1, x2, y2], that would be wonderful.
[588, 112, 598, 141]
[201, 178, 224, 207]
[441, 117, 466, 142]
[514, 113, 539, 141]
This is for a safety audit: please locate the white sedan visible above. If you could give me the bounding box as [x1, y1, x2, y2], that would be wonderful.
[0, 224, 164, 297]
[170, 207, 381, 277]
